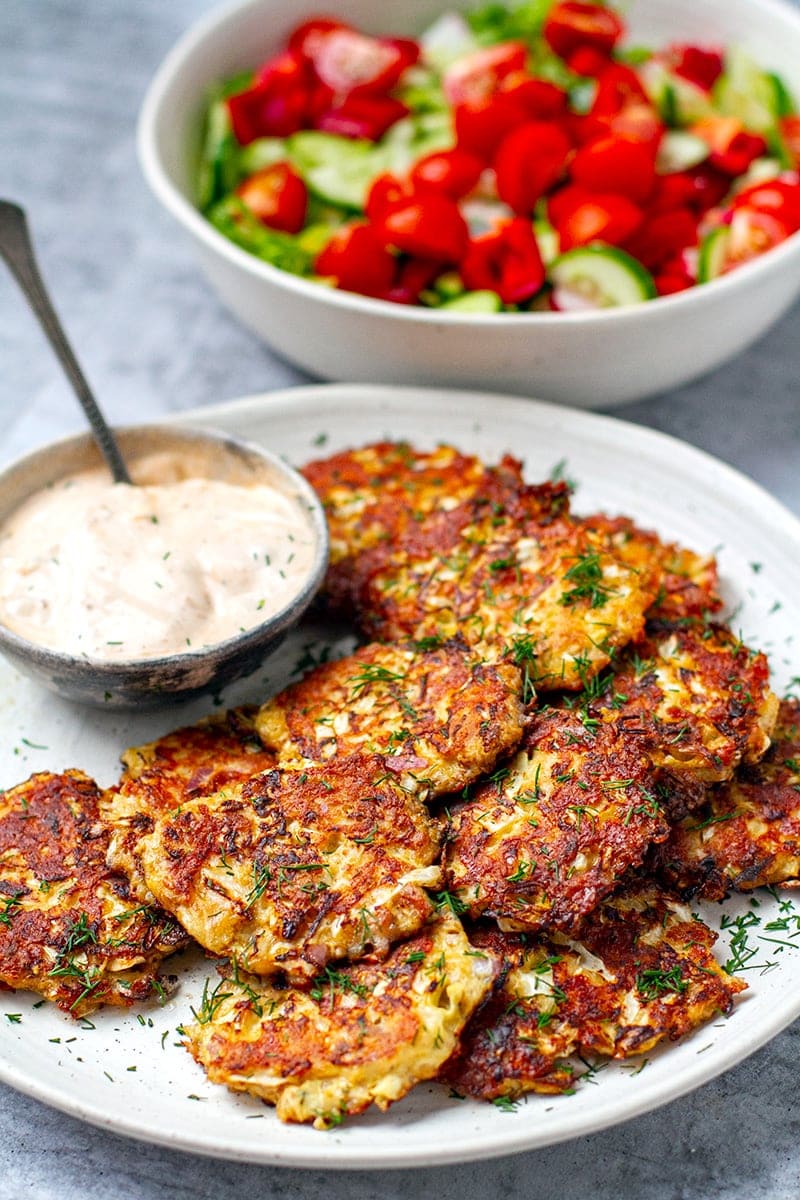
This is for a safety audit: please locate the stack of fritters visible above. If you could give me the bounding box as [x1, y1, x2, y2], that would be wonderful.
[1, 438, 795, 1129]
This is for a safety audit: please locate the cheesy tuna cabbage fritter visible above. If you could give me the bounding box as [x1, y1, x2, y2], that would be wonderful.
[186, 914, 496, 1128]
[0, 771, 186, 1016]
[441, 881, 746, 1100]
[104, 707, 277, 903]
[352, 485, 660, 691]
[255, 638, 526, 797]
[301, 441, 526, 610]
[587, 620, 779, 783]
[443, 710, 670, 934]
[137, 753, 442, 982]
[655, 698, 800, 899]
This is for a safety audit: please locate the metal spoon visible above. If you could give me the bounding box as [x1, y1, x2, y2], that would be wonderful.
[0, 200, 131, 484]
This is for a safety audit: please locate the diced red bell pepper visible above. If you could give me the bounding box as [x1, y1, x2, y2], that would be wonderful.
[591, 64, 649, 117]
[288, 18, 349, 61]
[235, 163, 308, 234]
[655, 270, 694, 295]
[649, 172, 702, 214]
[410, 149, 485, 200]
[543, 2, 625, 60]
[454, 93, 530, 160]
[607, 103, 664, 147]
[554, 192, 643, 250]
[623, 208, 698, 271]
[571, 134, 657, 204]
[501, 75, 569, 120]
[383, 258, 440, 305]
[567, 46, 612, 78]
[691, 117, 767, 177]
[494, 121, 572, 214]
[667, 44, 724, 92]
[443, 42, 528, 105]
[308, 28, 418, 95]
[374, 193, 469, 262]
[315, 95, 408, 140]
[227, 81, 307, 143]
[460, 217, 545, 304]
[366, 173, 414, 222]
[316, 223, 397, 297]
[682, 163, 733, 212]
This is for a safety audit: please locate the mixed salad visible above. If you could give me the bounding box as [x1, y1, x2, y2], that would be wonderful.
[197, 1, 800, 311]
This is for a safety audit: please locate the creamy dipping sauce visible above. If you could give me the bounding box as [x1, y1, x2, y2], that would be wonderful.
[0, 461, 317, 661]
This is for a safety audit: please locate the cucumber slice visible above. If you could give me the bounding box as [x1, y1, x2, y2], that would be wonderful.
[697, 226, 731, 283]
[640, 61, 712, 126]
[440, 290, 503, 313]
[713, 47, 795, 133]
[419, 12, 479, 72]
[732, 156, 783, 192]
[656, 131, 709, 175]
[434, 271, 466, 300]
[286, 132, 381, 210]
[533, 220, 560, 266]
[462, 199, 514, 235]
[549, 247, 657, 307]
[239, 137, 289, 176]
[196, 98, 241, 210]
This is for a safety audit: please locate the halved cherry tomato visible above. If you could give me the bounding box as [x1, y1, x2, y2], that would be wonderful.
[227, 81, 307, 143]
[591, 64, 649, 117]
[726, 206, 793, 267]
[454, 93, 530, 160]
[655, 271, 694, 295]
[309, 29, 418, 95]
[571, 135, 657, 204]
[443, 42, 528, 105]
[543, 2, 625, 60]
[410, 149, 485, 200]
[460, 217, 545, 304]
[494, 122, 572, 214]
[315, 95, 408, 140]
[780, 117, 800, 169]
[691, 117, 767, 177]
[623, 209, 698, 270]
[732, 179, 800, 233]
[236, 163, 308, 233]
[374, 193, 469, 262]
[667, 44, 724, 92]
[554, 192, 643, 249]
[608, 103, 664, 146]
[316, 223, 396, 297]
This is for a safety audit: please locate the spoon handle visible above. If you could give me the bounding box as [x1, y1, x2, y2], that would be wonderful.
[0, 200, 131, 485]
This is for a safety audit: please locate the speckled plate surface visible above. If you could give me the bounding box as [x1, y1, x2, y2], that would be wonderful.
[1, 384, 800, 1170]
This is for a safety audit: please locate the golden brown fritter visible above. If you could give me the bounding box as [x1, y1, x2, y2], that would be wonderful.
[302, 441, 525, 610]
[103, 708, 277, 902]
[443, 710, 669, 934]
[0, 771, 186, 1017]
[138, 753, 442, 983]
[587, 620, 779, 783]
[255, 639, 526, 797]
[580, 514, 722, 623]
[654, 698, 800, 899]
[185, 914, 496, 1128]
[442, 881, 745, 1101]
[353, 485, 658, 691]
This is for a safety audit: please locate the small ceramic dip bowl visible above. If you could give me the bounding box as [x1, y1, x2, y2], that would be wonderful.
[0, 424, 329, 708]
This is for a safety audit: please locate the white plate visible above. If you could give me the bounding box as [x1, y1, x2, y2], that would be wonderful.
[2, 384, 800, 1170]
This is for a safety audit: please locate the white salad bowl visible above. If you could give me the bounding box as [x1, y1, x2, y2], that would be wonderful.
[138, 0, 800, 409]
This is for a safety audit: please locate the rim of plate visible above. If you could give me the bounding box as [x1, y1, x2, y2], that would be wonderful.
[2, 383, 800, 1170]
